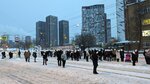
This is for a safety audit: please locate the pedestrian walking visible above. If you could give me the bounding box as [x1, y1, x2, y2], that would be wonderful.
[143, 49, 150, 64]
[57, 50, 63, 66]
[98, 50, 103, 61]
[9, 51, 13, 59]
[18, 50, 21, 58]
[120, 49, 124, 62]
[70, 51, 74, 61]
[86, 51, 90, 62]
[91, 50, 99, 74]
[42, 51, 48, 65]
[116, 50, 120, 62]
[1, 51, 6, 59]
[83, 50, 86, 59]
[61, 51, 67, 68]
[76, 50, 80, 61]
[32, 51, 37, 62]
[134, 49, 139, 62]
[24, 50, 31, 62]
[131, 51, 138, 66]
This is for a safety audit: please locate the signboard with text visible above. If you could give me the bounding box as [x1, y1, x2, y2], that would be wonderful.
[142, 30, 150, 36]
[142, 19, 150, 25]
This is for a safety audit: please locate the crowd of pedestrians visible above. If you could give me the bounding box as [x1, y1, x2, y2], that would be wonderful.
[1, 48, 149, 74]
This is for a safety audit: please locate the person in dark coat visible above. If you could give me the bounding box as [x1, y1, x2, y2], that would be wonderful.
[66, 51, 71, 59]
[76, 50, 80, 61]
[131, 51, 138, 66]
[120, 49, 124, 62]
[84, 51, 86, 59]
[1, 51, 6, 59]
[86, 51, 90, 62]
[18, 50, 21, 58]
[134, 49, 139, 62]
[9, 51, 13, 59]
[143, 49, 150, 64]
[32, 51, 37, 62]
[46, 50, 50, 57]
[70, 51, 74, 61]
[42, 51, 48, 65]
[57, 50, 63, 66]
[91, 50, 99, 74]
[98, 50, 103, 61]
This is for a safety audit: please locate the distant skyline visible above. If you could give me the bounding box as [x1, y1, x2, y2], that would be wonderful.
[0, 0, 116, 40]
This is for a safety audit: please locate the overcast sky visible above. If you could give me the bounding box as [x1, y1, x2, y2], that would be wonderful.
[0, 0, 116, 40]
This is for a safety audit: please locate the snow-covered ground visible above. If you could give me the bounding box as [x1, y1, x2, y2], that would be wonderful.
[0, 54, 150, 84]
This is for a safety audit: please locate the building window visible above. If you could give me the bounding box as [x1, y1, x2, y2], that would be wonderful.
[143, 42, 150, 47]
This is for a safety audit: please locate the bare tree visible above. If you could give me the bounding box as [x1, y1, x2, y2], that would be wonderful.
[75, 33, 96, 51]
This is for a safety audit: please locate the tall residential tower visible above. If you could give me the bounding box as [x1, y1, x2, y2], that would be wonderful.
[82, 4, 111, 44]
[46, 15, 58, 47]
[36, 21, 47, 48]
[59, 20, 69, 46]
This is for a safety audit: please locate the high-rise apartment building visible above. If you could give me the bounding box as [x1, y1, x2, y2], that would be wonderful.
[46, 15, 58, 47]
[59, 20, 69, 46]
[106, 19, 111, 43]
[25, 36, 31, 43]
[36, 21, 47, 48]
[36, 15, 58, 48]
[82, 4, 110, 44]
